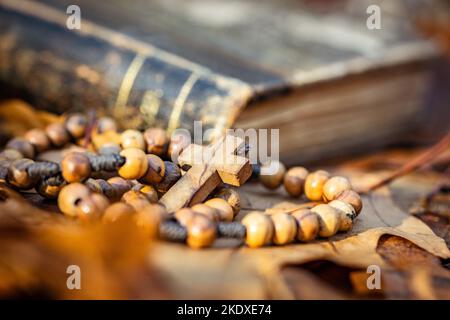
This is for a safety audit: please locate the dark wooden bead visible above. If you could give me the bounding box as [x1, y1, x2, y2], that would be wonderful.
[24, 128, 51, 153]
[138, 185, 158, 203]
[61, 152, 92, 182]
[138, 154, 165, 185]
[7, 158, 35, 189]
[283, 166, 309, 197]
[95, 117, 118, 134]
[0, 149, 23, 161]
[45, 123, 70, 147]
[35, 179, 66, 199]
[143, 128, 168, 156]
[156, 161, 181, 193]
[65, 113, 88, 138]
[6, 137, 35, 159]
[77, 193, 109, 222]
[167, 132, 191, 160]
[98, 143, 121, 155]
[85, 178, 103, 193]
[107, 176, 133, 199]
[291, 209, 320, 242]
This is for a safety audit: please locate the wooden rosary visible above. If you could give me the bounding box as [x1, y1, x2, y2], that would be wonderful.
[0, 113, 362, 249]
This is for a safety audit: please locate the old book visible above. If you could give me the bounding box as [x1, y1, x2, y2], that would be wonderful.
[0, 0, 441, 163]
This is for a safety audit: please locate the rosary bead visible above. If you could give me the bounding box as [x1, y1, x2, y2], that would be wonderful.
[322, 176, 352, 202]
[137, 185, 158, 203]
[291, 209, 320, 242]
[241, 212, 274, 248]
[92, 130, 121, 150]
[156, 161, 181, 193]
[259, 160, 286, 190]
[95, 117, 117, 134]
[328, 200, 355, 232]
[283, 166, 309, 197]
[134, 204, 167, 238]
[65, 113, 88, 138]
[167, 132, 191, 160]
[191, 203, 220, 222]
[271, 212, 297, 245]
[175, 208, 197, 226]
[138, 154, 165, 185]
[336, 190, 363, 215]
[24, 129, 50, 153]
[120, 129, 146, 150]
[0, 149, 23, 161]
[102, 202, 135, 223]
[107, 176, 133, 199]
[85, 178, 103, 194]
[7, 158, 35, 189]
[98, 143, 121, 155]
[45, 123, 70, 147]
[118, 148, 148, 180]
[58, 183, 91, 217]
[77, 193, 109, 221]
[143, 128, 169, 156]
[6, 137, 35, 159]
[35, 179, 65, 199]
[214, 187, 241, 217]
[311, 204, 340, 237]
[204, 198, 234, 222]
[304, 170, 330, 201]
[61, 152, 91, 182]
[186, 214, 216, 249]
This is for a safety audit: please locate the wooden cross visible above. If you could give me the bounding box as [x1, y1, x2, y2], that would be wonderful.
[159, 134, 252, 213]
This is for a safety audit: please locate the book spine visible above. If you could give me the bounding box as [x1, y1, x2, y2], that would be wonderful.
[0, 0, 252, 137]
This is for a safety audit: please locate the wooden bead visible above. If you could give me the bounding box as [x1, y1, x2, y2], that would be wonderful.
[77, 193, 109, 221]
[167, 132, 191, 160]
[92, 130, 121, 150]
[45, 123, 70, 147]
[120, 129, 146, 150]
[204, 198, 234, 222]
[283, 166, 308, 197]
[118, 148, 148, 180]
[138, 154, 165, 185]
[61, 152, 91, 182]
[85, 178, 103, 194]
[24, 129, 50, 153]
[259, 160, 286, 189]
[191, 203, 219, 221]
[156, 161, 181, 193]
[102, 202, 135, 223]
[175, 208, 197, 226]
[186, 214, 216, 249]
[58, 183, 91, 217]
[304, 170, 330, 201]
[107, 176, 133, 199]
[328, 200, 355, 232]
[134, 204, 167, 238]
[138, 185, 158, 203]
[241, 211, 274, 248]
[98, 143, 121, 155]
[7, 159, 35, 189]
[291, 209, 320, 242]
[323, 176, 352, 202]
[95, 117, 117, 133]
[271, 212, 297, 245]
[121, 189, 148, 204]
[311, 204, 340, 237]
[336, 190, 363, 215]
[35, 179, 66, 199]
[214, 187, 241, 216]
[0, 149, 23, 161]
[65, 113, 88, 138]
[143, 128, 169, 156]
[6, 137, 35, 159]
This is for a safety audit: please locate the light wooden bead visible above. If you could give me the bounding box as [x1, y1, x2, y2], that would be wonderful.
[304, 170, 330, 201]
[204, 198, 234, 222]
[65, 113, 88, 138]
[167, 132, 191, 160]
[134, 204, 166, 238]
[186, 214, 216, 249]
[214, 187, 241, 216]
[92, 130, 121, 150]
[328, 200, 355, 232]
[45, 123, 70, 147]
[35, 179, 66, 199]
[77, 193, 109, 221]
[336, 190, 363, 215]
[156, 161, 181, 193]
[259, 160, 286, 189]
[241, 211, 274, 248]
[61, 152, 91, 182]
[311, 204, 340, 237]
[121, 190, 148, 204]
[175, 208, 197, 226]
[24, 129, 50, 153]
[144, 128, 169, 157]
[96, 117, 117, 134]
[102, 202, 135, 223]
[323, 176, 352, 202]
[6, 137, 35, 159]
[283, 166, 308, 197]
[138, 154, 165, 185]
[7, 159, 35, 189]
[58, 183, 91, 217]
[118, 148, 148, 180]
[138, 185, 158, 203]
[191, 203, 219, 222]
[271, 212, 297, 245]
[0, 149, 23, 161]
[291, 209, 320, 242]
[120, 129, 146, 150]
